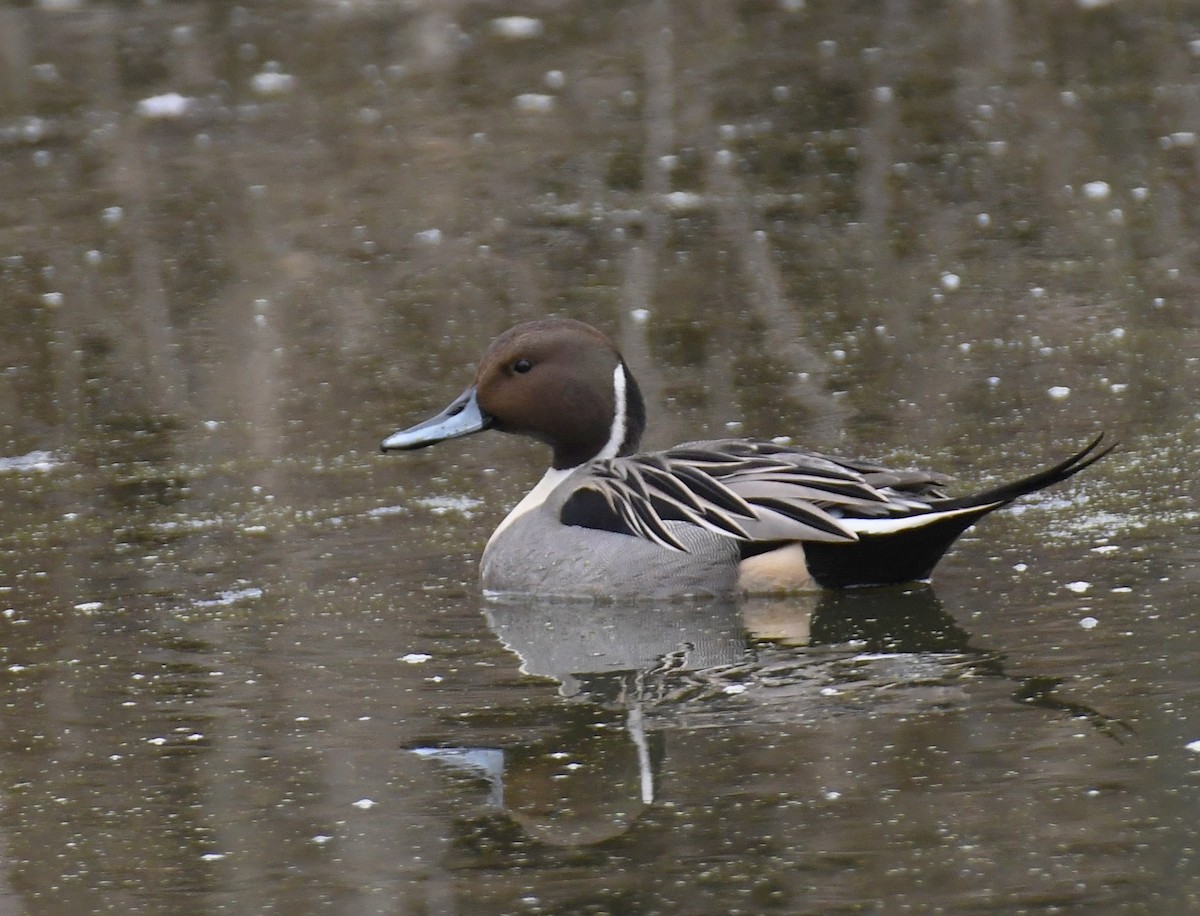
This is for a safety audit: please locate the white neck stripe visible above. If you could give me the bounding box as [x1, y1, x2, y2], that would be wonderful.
[597, 363, 627, 460]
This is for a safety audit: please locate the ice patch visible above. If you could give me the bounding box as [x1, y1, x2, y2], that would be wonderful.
[0, 450, 61, 473]
[194, 587, 263, 608]
[415, 495, 482, 518]
[367, 505, 406, 517]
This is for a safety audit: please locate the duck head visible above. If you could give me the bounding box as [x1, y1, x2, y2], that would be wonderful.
[381, 318, 646, 470]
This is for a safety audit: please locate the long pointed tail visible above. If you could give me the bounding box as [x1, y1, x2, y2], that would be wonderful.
[936, 433, 1115, 512]
[803, 434, 1115, 588]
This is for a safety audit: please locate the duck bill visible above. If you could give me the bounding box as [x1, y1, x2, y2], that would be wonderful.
[380, 386, 493, 451]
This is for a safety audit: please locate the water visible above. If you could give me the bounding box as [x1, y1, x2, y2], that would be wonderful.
[0, 2, 1198, 913]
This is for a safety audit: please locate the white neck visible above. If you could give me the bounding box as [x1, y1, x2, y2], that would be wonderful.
[486, 466, 575, 549]
[487, 364, 626, 549]
[596, 363, 628, 460]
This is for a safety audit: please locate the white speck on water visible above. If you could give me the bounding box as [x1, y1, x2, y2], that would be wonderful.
[148, 737, 167, 746]
[723, 684, 747, 695]
[414, 228, 442, 245]
[987, 140, 1007, 156]
[1066, 581, 1091, 593]
[1186, 740, 1200, 753]
[1013, 563, 1028, 572]
[820, 687, 840, 696]
[1131, 186, 1149, 202]
[312, 834, 333, 845]
[1030, 286, 1045, 298]
[1092, 544, 1120, 554]
[824, 790, 841, 800]
[630, 308, 651, 323]
[102, 206, 124, 225]
[665, 190, 703, 211]
[1083, 180, 1111, 200]
[958, 342, 971, 353]
[85, 249, 102, 265]
[1153, 297, 1165, 308]
[251, 63, 295, 95]
[976, 212, 991, 228]
[1110, 382, 1128, 394]
[1048, 386, 1071, 400]
[137, 92, 193, 119]
[74, 601, 103, 613]
[771, 436, 793, 445]
[724, 420, 744, 432]
[940, 272, 961, 291]
[544, 70, 565, 89]
[352, 798, 376, 810]
[832, 348, 846, 361]
[873, 85, 893, 103]
[987, 376, 1001, 388]
[200, 852, 226, 862]
[514, 93, 555, 113]
[1111, 327, 1126, 339]
[491, 16, 543, 38]
[401, 653, 432, 664]
[1079, 616, 1099, 629]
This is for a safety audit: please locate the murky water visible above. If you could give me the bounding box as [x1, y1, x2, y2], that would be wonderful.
[1, 1, 1198, 912]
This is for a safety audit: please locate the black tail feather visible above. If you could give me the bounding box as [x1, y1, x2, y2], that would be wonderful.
[937, 433, 1115, 512]
[803, 435, 1114, 588]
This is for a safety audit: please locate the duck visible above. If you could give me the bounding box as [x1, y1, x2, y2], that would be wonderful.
[381, 318, 1112, 599]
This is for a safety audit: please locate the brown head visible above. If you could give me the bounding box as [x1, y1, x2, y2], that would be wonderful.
[382, 318, 646, 469]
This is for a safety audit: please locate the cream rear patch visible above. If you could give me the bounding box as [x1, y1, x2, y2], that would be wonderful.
[738, 543, 813, 593]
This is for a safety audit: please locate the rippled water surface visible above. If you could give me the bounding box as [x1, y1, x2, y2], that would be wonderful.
[1, 2, 1198, 913]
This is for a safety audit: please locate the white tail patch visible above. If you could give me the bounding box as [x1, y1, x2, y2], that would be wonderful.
[844, 501, 1002, 536]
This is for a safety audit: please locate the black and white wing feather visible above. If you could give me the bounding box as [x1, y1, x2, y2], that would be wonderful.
[557, 435, 1113, 555]
[558, 439, 947, 551]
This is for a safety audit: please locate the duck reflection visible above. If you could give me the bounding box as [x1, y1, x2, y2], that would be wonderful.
[412, 587, 1122, 849]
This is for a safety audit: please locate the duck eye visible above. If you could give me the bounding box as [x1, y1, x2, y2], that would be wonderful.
[513, 358, 532, 374]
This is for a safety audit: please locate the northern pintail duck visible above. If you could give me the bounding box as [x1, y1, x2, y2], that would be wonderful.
[381, 319, 1111, 599]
